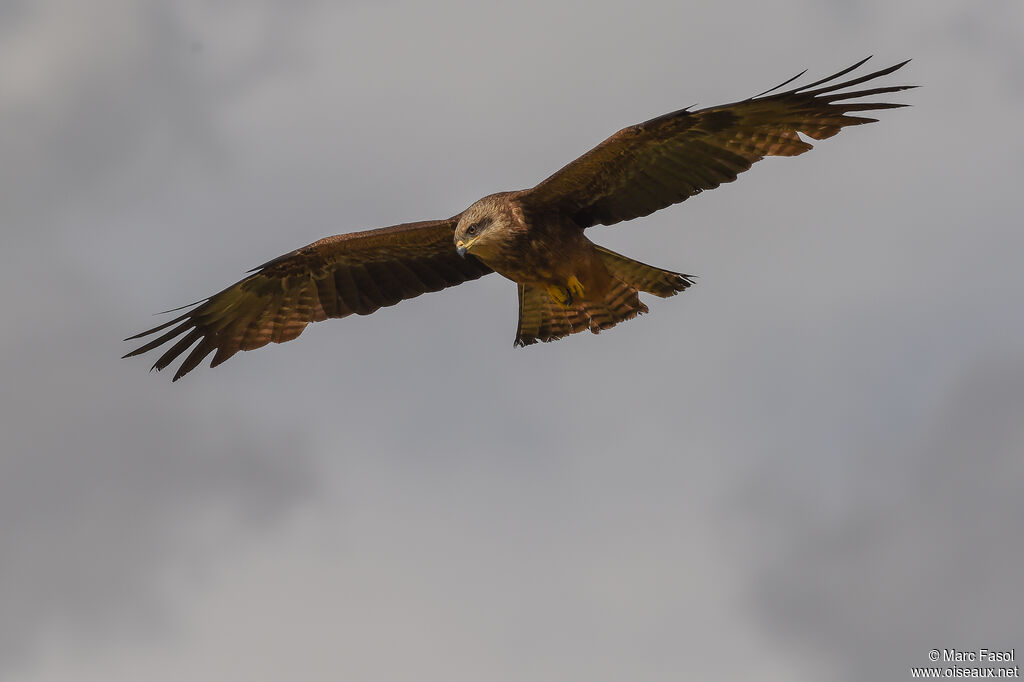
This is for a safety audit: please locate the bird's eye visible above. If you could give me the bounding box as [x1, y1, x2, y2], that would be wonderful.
[466, 222, 480, 236]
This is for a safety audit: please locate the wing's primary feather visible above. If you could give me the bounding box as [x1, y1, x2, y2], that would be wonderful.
[519, 57, 915, 228]
[123, 218, 492, 380]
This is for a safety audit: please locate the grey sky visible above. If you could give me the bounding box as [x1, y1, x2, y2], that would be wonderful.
[2, 1, 1022, 680]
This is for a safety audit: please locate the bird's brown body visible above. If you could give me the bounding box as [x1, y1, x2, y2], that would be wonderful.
[453, 192, 690, 343]
[459, 193, 614, 301]
[125, 58, 914, 380]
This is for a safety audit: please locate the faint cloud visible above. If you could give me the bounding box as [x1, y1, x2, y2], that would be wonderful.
[0, 265, 318, 678]
[746, 354, 1024, 681]
[0, 2, 324, 677]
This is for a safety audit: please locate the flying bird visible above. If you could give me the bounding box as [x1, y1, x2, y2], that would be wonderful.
[125, 57, 913, 380]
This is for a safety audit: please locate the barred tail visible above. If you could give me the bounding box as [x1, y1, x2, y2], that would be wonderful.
[514, 248, 692, 346]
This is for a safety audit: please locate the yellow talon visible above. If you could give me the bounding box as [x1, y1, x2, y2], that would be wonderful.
[567, 275, 585, 300]
[546, 276, 585, 307]
[547, 284, 571, 307]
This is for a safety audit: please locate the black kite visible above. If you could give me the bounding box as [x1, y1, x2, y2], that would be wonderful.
[125, 58, 913, 380]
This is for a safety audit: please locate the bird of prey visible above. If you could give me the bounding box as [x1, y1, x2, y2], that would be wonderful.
[125, 57, 912, 380]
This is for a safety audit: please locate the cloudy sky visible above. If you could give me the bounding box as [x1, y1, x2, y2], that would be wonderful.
[2, 1, 1022, 680]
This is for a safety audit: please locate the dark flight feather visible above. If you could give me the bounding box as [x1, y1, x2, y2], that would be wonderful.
[519, 58, 914, 228]
[124, 218, 492, 380]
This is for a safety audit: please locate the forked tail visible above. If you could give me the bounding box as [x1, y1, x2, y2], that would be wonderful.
[514, 246, 693, 346]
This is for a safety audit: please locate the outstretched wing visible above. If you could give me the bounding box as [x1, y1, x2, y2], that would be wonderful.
[124, 218, 492, 380]
[519, 57, 914, 227]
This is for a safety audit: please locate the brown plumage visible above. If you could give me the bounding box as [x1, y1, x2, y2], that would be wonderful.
[125, 57, 914, 380]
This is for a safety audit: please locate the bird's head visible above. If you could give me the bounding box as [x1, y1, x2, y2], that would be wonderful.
[454, 194, 513, 261]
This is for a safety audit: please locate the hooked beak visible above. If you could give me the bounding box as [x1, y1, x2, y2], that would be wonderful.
[455, 240, 468, 258]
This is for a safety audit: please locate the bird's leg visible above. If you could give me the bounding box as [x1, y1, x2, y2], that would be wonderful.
[566, 275, 585, 301]
[546, 284, 572, 307]
[546, 276, 586, 307]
